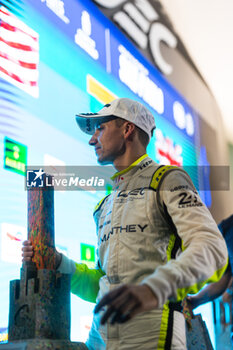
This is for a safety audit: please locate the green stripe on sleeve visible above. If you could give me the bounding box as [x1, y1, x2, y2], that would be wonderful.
[176, 259, 229, 301]
[71, 263, 105, 303]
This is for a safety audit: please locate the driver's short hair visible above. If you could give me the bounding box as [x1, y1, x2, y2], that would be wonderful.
[114, 117, 149, 148]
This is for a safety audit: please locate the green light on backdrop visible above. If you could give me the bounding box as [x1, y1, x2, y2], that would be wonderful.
[80, 243, 95, 268]
[4, 137, 27, 175]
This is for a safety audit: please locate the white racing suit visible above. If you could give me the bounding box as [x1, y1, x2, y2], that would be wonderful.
[59, 154, 228, 350]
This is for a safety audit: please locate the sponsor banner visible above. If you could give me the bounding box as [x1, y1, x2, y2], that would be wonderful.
[91, 0, 197, 77]
[25, 0, 197, 141]
[26, 0, 106, 68]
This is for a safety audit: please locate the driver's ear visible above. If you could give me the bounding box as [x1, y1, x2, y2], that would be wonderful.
[124, 122, 135, 140]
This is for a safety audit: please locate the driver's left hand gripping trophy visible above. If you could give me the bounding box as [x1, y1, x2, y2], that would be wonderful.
[0, 178, 88, 349]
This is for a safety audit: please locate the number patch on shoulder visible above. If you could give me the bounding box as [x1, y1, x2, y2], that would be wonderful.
[178, 192, 203, 208]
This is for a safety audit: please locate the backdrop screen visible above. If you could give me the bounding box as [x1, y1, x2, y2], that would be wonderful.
[0, 0, 209, 343]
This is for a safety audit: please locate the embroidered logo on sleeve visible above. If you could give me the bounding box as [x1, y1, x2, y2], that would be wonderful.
[178, 192, 203, 208]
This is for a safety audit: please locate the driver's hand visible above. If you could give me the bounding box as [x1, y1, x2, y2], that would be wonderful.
[22, 240, 33, 261]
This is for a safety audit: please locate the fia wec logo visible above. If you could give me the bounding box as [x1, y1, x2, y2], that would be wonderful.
[93, 0, 178, 75]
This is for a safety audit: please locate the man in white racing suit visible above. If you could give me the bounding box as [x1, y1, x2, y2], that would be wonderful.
[23, 98, 228, 350]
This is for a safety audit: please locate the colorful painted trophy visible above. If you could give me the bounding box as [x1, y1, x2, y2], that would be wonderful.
[0, 178, 87, 349]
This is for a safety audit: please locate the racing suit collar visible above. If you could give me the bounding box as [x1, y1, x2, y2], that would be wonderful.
[111, 154, 149, 184]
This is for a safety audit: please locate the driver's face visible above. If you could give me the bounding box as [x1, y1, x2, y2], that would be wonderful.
[89, 119, 126, 165]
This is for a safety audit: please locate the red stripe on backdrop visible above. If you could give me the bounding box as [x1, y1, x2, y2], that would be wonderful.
[1, 22, 16, 31]
[0, 37, 37, 52]
[0, 65, 24, 83]
[157, 149, 181, 166]
[0, 7, 10, 16]
[0, 20, 38, 41]
[0, 52, 37, 69]
[18, 60, 37, 69]
[0, 66, 37, 86]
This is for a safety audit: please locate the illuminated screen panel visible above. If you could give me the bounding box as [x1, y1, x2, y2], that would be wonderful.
[0, 0, 209, 343]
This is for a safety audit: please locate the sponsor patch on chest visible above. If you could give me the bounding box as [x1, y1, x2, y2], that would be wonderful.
[114, 187, 146, 203]
[100, 224, 148, 243]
